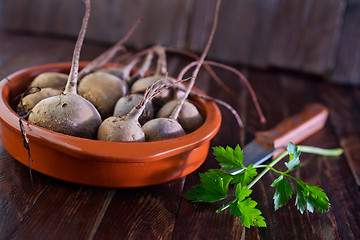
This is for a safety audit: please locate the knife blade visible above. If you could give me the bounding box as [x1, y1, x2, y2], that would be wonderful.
[229, 103, 329, 175]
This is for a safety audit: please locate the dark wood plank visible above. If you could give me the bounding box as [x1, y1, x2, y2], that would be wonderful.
[0, 146, 49, 239]
[268, 0, 345, 75]
[342, 88, 360, 184]
[0, 141, 117, 240]
[93, 179, 185, 240]
[319, 84, 360, 188]
[330, 0, 360, 86]
[0, 0, 349, 80]
[0, 32, 107, 76]
[1, 0, 84, 37]
[341, 136, 360, 187]
[208, 0, 278, 68]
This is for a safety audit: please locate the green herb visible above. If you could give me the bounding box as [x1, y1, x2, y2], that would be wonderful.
[183, 142, 343, 228]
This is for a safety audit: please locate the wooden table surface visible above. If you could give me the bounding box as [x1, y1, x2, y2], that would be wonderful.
[0, 31, 359, 240]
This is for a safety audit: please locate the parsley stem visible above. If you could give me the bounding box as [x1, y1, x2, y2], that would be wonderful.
[247, 151, 288, 189]
[282, 172, 299, 183]
[266, 166, 285, 175]
[215, 145, 343, 213]
[252, 165, 269, 169]
[247, 145, 342, 189]
[297, 145, 343, 156]
[216, 201, 235, 212]
[217, 152, 289, 212]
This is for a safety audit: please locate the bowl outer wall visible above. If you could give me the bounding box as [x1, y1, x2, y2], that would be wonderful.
[0, 62, 222, 187]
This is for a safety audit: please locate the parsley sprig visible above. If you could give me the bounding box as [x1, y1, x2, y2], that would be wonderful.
[183, 142, 343, 228]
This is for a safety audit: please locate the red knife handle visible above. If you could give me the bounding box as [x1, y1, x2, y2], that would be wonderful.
[255, 103, 329, 150]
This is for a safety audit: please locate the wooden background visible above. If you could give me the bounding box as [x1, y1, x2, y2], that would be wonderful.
[0, 31, 359, 239]
[0, 0, 360, 86]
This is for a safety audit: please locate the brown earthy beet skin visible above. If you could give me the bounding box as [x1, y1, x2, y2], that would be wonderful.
[17, 88, 62, 116]
[28, 93, 102, 139]
[113, 93, 154, 125]
[78, 71, 128, 119]
[157, 99, 203, 132]
[142, 118, 185, 142]
[30, 72, 68, 90]
[97, 116, 145, 142]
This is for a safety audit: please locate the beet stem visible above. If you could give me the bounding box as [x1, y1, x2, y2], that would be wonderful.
[171, 0, 221, 120]
[129, 51, 154, 82]
[121, 56, 142, 80]
[64, 0, 90, 95]
[125, 76, 163, 121]
[177, 60, 267, 124]
[165, 46, 233, 94]
[126, 73, 186, 121]
[174, 85, 243, 128]
[78, 17, 143, 79]
[155, 46, 167, 75]
[205, 60, 267, 124]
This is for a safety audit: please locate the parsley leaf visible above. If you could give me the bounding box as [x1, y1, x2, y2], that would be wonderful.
[295, 180, 330, 213]
[213, 145, 244, 171]
[229, 184, 266, 228]
[183, 143, 340, 229]
[235, 183, 252, 201]
[183, 169, 232, 203]
[231, 164, 257, 185]
[285, 142, 301, 171]
[271, 175, 293, 210]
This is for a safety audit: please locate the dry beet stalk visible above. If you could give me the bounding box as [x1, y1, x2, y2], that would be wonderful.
[205, 60, 266, 124]
[177, 60, 267, 125]
[170, 0, 221, 121]
[113, 93, 155, 125]
[96, 56, 141, 81]
[174, 85, 243, 128]
[142, 0, 222, 140]
[78, 17, 143, 79]
[130, 46, 175, 105]
[64, 0, 90, 94]
[28, 0, 102, 139]
[165, 46, 233, 94]
[128, 51, 154, 83]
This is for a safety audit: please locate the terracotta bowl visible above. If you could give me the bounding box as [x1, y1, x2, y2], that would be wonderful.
[0, 62, 221, 188]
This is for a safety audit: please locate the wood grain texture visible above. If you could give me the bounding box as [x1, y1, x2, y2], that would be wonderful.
[1, 0, 356, 84]
[93, 180, 184, 240]
[341, 136, 360, 187]
[209, 0, 278, 67]
[0, 31, 359, 239]
[268, 0, 345, 74]
[0, 145, 117, 240]
[319, 83, 360, 189]
[330, 0, 360, 86]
